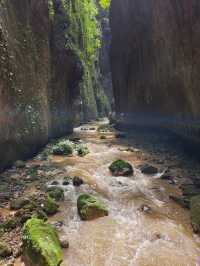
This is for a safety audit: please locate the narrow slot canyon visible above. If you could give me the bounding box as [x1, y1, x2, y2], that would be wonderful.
[0, 1, 200, 266]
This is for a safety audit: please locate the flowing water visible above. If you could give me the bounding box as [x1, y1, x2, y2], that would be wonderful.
[15, 120, 200, 266]
[48, 121, 200, 266]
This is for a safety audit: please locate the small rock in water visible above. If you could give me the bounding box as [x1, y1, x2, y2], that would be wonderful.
[160, 173, 173, 180]
[62, 176, 71, 186]
[115, 133, 126, 139]
[150, 232, 165, 242]
[51, 181, 59, 185]
[138, 204, 152, 213]
[73, 176, 84, 186]
[60, 237, 69, 249]
[140, 164, 158, 175]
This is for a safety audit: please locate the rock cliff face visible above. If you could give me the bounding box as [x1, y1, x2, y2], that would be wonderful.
[110, 0, 200, 140]
[0, 0, 110, 170]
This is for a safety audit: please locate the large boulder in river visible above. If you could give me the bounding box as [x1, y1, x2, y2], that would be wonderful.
[109, 159, 133, 176]
[77, 194, 108, 221]
[190, 195, 200, 233]
[22, 218, 62, 266]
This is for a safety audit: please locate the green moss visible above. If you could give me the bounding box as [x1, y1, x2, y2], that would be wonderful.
[58, 0, 110, 119]
[22, 218, 62, 266]
[47, 187, 64, 201]
[109, 160, 134, 176]
[77, 194, 108, 220]
[99, 0, 110, 9]
[52, 140, 73, 155]
[42, 196, 59, 215]
[76, 144, 89, 157]
[48, 0, 55, 19]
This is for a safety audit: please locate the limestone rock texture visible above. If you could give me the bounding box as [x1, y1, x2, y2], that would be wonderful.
[0, 0, 110, 170]
[110, 0, 200, 142]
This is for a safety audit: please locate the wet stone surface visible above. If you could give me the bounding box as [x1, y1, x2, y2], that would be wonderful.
[1, 119, 200, 266]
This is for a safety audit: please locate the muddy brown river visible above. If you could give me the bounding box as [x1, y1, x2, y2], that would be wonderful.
[14, 120, 200, 266]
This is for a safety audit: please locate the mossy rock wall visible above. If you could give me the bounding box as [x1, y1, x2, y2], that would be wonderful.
[0, 0, 110, 170]
[53, 0, 110, 121]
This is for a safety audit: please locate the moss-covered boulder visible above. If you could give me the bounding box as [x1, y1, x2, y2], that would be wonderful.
[76, 144, 89, 157]
[47, 187, 64, 201]
[77, 194, 108, 221]
[42, 197, 59, 215]
[109, 159, 133, 176]
[0, 242, 12, 258]
[190, 195, 200, 233]
[52, 141, 73, 156]
[22, 218, 62, 266]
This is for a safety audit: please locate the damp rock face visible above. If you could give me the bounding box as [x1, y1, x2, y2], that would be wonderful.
[77, 194, 108, 221]
[22, 218, 62, 266]
[110, 0, 200, 144]
[0, 0, 110, 171]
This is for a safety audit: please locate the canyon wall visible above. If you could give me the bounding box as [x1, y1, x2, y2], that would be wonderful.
[0, 0, 109, 170]
[110, 0, 200, 142]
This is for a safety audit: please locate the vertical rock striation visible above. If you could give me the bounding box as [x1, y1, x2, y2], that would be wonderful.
[110, 0, 200, 142]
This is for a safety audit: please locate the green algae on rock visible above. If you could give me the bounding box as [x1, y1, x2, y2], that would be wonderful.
[47, 187, 64, 202]
[190, 195, 200, 233]
[76, 144, 89, 157]
[22, 218, 62, 266]
[42, 196, 59, 215]
[52, 141, 73, 156]
[109, 159, 133, 176]
[77, 194, 108, 220]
